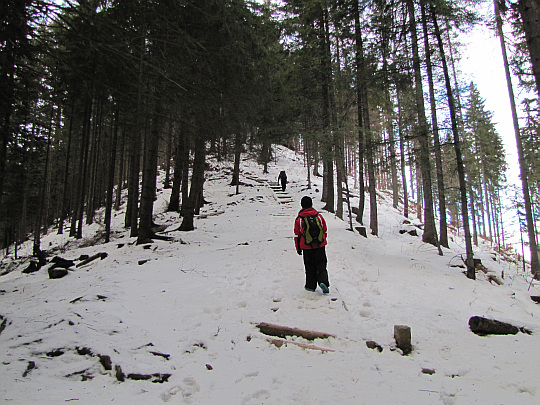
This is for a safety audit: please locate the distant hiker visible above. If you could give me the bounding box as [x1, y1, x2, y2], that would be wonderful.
[277, 170, 287, 192]
[294, 196, 330, 294]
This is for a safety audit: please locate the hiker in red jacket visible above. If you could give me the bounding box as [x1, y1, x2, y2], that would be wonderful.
[294, 196, 330, 294]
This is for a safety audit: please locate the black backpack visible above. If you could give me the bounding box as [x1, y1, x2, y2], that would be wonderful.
[302, 215, 324, 245]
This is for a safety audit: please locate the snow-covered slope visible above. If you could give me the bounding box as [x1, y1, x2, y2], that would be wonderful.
[1, 145, 539, 405]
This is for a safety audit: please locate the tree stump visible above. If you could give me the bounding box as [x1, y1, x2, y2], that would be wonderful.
[394, 325, 412, 355]
[22, 261, 40, 274]
[355, 227, 367, 238]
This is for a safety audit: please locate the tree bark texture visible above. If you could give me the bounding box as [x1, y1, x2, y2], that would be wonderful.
[137, 86, 163, 244]
[320, 5, 334, 213]
[496, 0, 540, 277]
[421, 0, 448, 248]
[431, 5, 474, 273]
[406, 0, 439, 247]
[105, 108, 119, 243]
[517, 0, 540, 96]
[179, 134, 205, 231]
[168, 132, 184, 212]
[397, 90, 409, 219]
[353, 0, 365, 224]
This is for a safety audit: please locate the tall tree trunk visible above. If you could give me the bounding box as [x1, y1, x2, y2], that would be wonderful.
[496, 0, 540, 277]
[114, 126, 126, 211]
[137, 88, 163, 244]
[397, 89, 409, 218]
[431, 4, 474, 275]
[406, 0, 439, 248]
[105, 107, 119, 243]
[33, 117, 53, 257]
[336, 134, 344, 220]
[85, 98, 102, 225]
[468, 186, 478, 246]
[320, 3, 334, 213]
[485, 182, 494, 243]
[76, 99, 92, 240]
[353, 0, 366, 224]
[126, 36, 145, 236]
[231, 131, 247, 192]
[385, 100, 399, 210]
[179, 133, 205, 231]
[0, 0, 22, 209]
[164, 121, 172, 189]
[70, 96, 92, 239]
[180, 131, 191, 217]
[365, 104, 378, 235]
[168, 130, 184, 212]
[517, 0, 540, 96]
[58, 102, 75, 235]
[304, 129, 312, 189]
[421, 0, 448, 248]
[261, 137, 271, 174]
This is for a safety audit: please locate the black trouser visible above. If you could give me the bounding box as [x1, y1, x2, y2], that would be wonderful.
[280, 179, 286, 191]
[303, 246, 329, 290]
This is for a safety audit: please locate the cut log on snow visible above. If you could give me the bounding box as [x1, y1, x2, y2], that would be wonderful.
[468, 316, 532, 335]
[256, 322, 335, 341]
[267, 338, 334, 352]
[76, 252, 108, 268]
[394, 325, 412, 355]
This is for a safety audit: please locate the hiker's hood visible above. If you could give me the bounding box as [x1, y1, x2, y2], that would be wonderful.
[298, 207, 319, 217]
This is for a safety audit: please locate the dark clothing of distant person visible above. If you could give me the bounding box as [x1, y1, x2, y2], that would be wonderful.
[278, 171, 287, 192]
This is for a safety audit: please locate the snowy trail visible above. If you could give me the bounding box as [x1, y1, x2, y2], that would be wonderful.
[2, 147, 540, 404]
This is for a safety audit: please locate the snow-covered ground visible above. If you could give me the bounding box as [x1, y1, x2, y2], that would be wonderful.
[1, 145, 539, 405]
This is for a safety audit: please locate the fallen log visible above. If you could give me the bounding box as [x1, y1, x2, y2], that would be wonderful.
[50, 256, 75, 269]
[267, 338, 334, 352]
[469, 316, 532, 336]
[256, 322, 335, 341]
[76, 252, 108, 268]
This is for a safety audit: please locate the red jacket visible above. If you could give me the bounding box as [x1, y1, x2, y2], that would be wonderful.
[294, 207, 328, 250]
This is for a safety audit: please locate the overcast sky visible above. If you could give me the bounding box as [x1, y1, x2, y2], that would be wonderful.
[460, 5, 524, 188]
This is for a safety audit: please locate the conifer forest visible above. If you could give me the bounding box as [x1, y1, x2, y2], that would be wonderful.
[1, 0, 539, 277]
